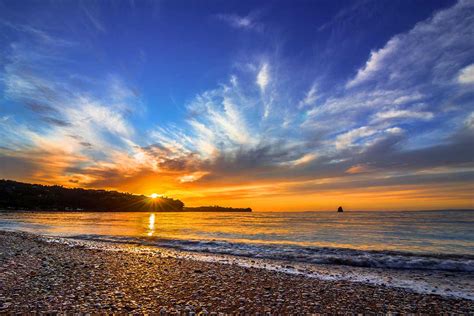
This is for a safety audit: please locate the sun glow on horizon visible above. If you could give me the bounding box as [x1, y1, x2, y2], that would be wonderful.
[150, 193, 159, 199]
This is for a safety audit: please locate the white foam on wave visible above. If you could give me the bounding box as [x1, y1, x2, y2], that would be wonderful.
[67, 234, 474, 272]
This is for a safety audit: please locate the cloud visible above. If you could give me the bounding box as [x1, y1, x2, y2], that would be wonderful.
[80, 2, 106, 33]
[1, 1, 473, 210]
[179, 171, 209, 183]
[66, 98, 133, 138]
[335, 126, 377, 149]
[289, 153, 318, 166]
[346, 0, 474, 89]
[0, 155, 39, 180]
[298, 84, 318, 108]
[345, 164, 370, 174]
[216, 12, 263, 32]
[458, 63, 474, 84]
[25, 102, 58, 114]
[0, 22, 144, 187]
[373, 110, 434, 121]
[465, 112, 474, 129]
[0, 20, 75, 47]
[184, 87, 257, 157]
[346, 38, 400, 88]
[304, 0, 473, 156]
[42, 117, 71, 127]
[256, 62, 270, 92]
[317, 0, 373, 32]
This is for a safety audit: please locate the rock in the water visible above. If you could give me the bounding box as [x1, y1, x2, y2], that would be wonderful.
[337, 206, 344, 212]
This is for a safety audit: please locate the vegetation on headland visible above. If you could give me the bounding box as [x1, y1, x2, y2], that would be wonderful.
[0, 180, 251, 212]
[0, 179, 183, 211]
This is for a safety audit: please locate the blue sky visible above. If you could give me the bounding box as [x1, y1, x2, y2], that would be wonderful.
[0, 0, 473, 210]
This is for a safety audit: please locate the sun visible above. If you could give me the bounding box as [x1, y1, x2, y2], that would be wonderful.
[150, 193, 159, 199]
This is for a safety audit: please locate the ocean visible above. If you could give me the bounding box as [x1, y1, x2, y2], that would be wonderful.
[1, 210, 473, 299]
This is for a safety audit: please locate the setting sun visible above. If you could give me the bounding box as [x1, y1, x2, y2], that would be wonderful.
[150, 193, 159, 199]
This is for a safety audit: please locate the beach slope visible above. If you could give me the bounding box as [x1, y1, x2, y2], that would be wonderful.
[0, 231, 472, 314]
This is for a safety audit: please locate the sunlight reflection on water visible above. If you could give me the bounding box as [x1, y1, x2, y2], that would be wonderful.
[148, 213, 155, 236]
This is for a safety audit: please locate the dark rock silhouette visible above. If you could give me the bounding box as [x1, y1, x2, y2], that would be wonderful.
[337, 206, 344, 212]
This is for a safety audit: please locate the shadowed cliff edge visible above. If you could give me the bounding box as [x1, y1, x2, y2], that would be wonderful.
[0, 180, 251, 212]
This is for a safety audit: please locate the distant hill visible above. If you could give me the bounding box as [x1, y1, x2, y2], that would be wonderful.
[0, 179, 183, 212]
[0, 180, 252, 212]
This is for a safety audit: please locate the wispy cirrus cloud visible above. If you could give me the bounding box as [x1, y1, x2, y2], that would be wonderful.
[256, 62, 270, 91]
[298, 84, 318, 108]
[146, 0, 473, 206]
[458, 64, 474, 84]
[372, 109, 434, 122]
[216, 11, 263, 32]
[345, 37, 400, 89]
[0, 19, 144, 186]
[304, 0, 473, 153]
[0, 1, 473, 210]
[345, 0, 474, 90]
[79, 1, 106, 33]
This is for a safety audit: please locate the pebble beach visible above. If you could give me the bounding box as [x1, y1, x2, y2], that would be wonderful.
[1, 230, 473, 314]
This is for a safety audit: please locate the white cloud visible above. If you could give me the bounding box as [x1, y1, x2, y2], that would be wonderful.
[2, 0, 473, 191]
[386, 127, 404, 135]
[303, 0, 473, 153]
[66, 98, 133, 138]
[216, 12, 262, 31]
[458, 63, 474, 84]
[0, 21, 75, 47]
[465, 112, 474, 129]
[185, 87, 255, 156]
[179, 171, 209, 183]
[256, 62, 270, 92]
[290, 153, 318, 166]
[346, 38, 400, 88]
[298, 84, 318, 108]
[335, 126, 377, 149]
[307, 89, 424, 119]
[0, 25, 147, 185]
[188, 119, 217, 158]
[346, 0, 474, 89]
[149, 68, 311, 170]
[392, 93, 424, 105]
[374, 109, 434, 121]
[150, 76, 258, 162]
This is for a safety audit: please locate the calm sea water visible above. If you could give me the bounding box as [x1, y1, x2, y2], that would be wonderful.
[1, 210, 473, 271]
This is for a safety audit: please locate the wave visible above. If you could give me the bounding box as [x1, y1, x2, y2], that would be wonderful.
[66, 234, 474, 272]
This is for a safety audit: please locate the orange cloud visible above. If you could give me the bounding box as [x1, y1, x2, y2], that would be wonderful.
[346, 164, 370, 174]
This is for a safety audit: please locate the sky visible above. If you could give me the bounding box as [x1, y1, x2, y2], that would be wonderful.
[0, 0, 473, 211]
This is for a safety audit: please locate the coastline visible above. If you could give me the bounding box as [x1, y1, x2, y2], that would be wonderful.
[1, 230, 473, 314]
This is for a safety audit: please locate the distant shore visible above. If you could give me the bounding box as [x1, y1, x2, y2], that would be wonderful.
[0, 231, 472, 314]
[183, 206, 252, 212]
[0, 207, 252, 213]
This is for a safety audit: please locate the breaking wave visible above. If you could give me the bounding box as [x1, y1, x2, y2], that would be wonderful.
[67, 234, 474, 272]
